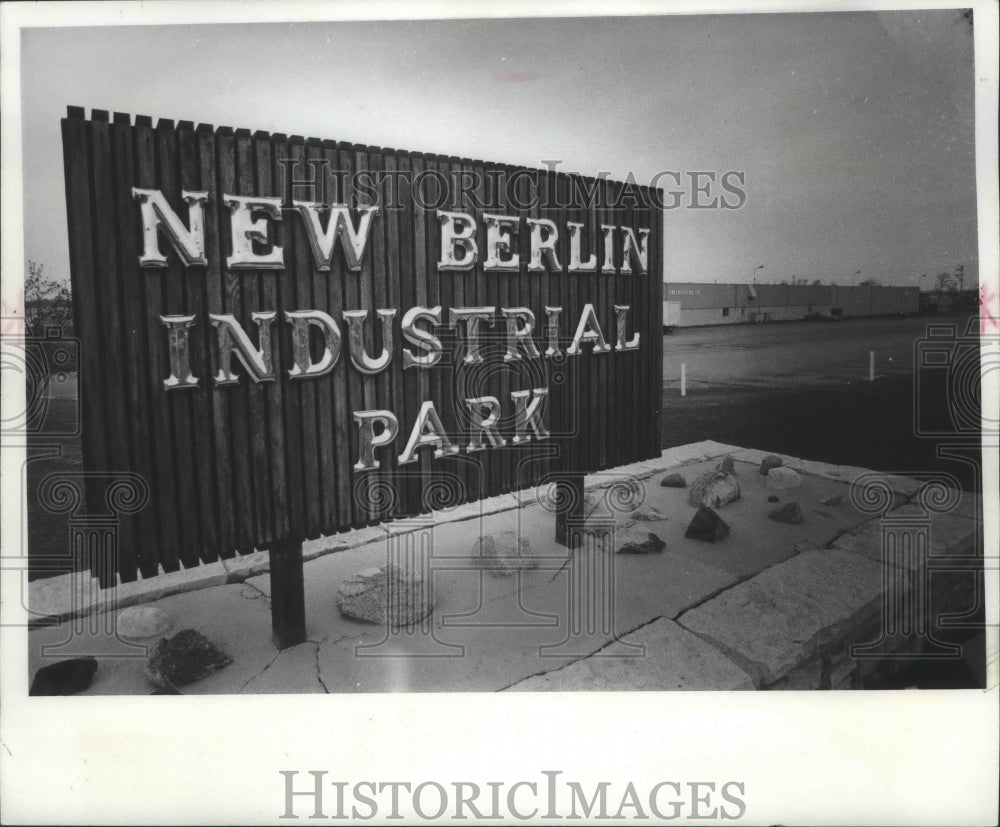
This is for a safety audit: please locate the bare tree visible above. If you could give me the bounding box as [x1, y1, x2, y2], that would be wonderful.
[934, 272, 955, 294]
[24, 261, 73, 337]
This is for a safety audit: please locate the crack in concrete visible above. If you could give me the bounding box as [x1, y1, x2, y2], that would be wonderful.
[240, 582, 270, 601]
[237, 646, 281, 694]
[310, 641, 330, 693]
[497, 615, 666, 691]
[677, 623, 766, 688]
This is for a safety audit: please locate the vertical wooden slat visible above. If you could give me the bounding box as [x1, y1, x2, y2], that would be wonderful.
[175, 121, 220, 564]
[133, 115, 183, 574]
[256, 131, 289, 542]
[200, 123, 237, 559]
[456, 157, 479, 505]
[214, 126, 256, 554]
[111, 111, 161, 578]
[338, 143, 366, 527]
[285, 136, 321, 538]
[412, 153, 436, 508]
[156, 117, 201, 569]
[594, 175, 610, 470]
[272, 133, 306, 540]
[369, 145, 393, 522]
[321, 139, 353, 531]
[468, 159, 489, 501]
[88, 112, 138, 583]
[383, 150, 409, 518]
[483, 162, 502, 499]
[303, 138, 336, 533]
[233, 128, 273, 545]
[570, 172, 587, 476]
[354, 146, 379, 525]
[62, 112, 108, 583]
[651, 186, 665, 455]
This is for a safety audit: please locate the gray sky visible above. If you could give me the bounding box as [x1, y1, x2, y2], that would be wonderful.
[20, 10, 978, 287]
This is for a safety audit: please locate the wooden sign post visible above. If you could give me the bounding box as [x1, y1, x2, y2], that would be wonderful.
[61, 107, 663, 648]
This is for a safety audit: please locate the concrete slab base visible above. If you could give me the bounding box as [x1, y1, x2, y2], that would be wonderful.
[24, 441, 984, 694]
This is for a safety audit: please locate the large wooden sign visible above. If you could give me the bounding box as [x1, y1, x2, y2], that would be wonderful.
[61, 106, 663, 594]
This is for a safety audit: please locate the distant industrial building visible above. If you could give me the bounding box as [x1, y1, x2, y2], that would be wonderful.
[663, 282, 919, 328]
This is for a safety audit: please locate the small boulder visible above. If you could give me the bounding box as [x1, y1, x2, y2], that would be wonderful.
[794, 540, 820, 553]
[759, 455, 783, 476]
[660, 473, 686, 488]
[819, 493, 845, 507]
[117, 606, 172, 639]
[688, 471, 741, 509]
[146, 629, 231, 689]
[684, 506, 730, 543]
[338, 564, 433, 628]
[716, 455, 736, 474]
[766, 467, 802, 490]
[630, 505, 667, 522]
[617, 532, 666, 555]
[767, 495, 780, 503]
[769, 502, 804, 524]
[29, 657, 98, 696]
[475, 531, 536, 577]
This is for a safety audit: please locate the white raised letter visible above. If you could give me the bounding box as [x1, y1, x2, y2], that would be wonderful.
[501, 307, 540, 362]
[527, 218, 562, 273]
[465, 397, 505, 452]
[567, 303, 611, 356]
[566, 222, 597, 272]
[353, 410, 400, 471]
[224, 194, 284, 270]
[285, 310, 342, 379]
[619, 227, 649, 275]
[402, 306, 443, 369]
[293, 201, 377, 271]
[209, 312, 276, 385]
[398, 401, 459, 465]
[133, 188, 208, 268]
[510, 388, 549, 444]
[437, 210, 478, 271]
[614, 305, 640, 351]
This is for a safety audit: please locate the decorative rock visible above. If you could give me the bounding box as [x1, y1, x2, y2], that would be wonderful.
[660, 473, 687, 488]
[29, 657, 98, 696]
[684, 506, 730, 543]
[716, 455, 736, 474]
[146, 629, 231, 689]
[337, 563, 433, 628]
[769, 502, 804, 525]
[759, 454, 783, 476]
[819, 493, 845, 507]
[767, 495, 780, 503]
[618, 532, 666, 555]
[117, 606, 172, 639]
[475, 531, 536, 577]
[630, 505, 667, 522]
[688, 471, 741, 509]
[766, 467, 802, 490]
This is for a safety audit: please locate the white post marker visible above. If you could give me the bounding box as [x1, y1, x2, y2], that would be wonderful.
[681, 363, 687, 397]
[869, 350, 875, 382]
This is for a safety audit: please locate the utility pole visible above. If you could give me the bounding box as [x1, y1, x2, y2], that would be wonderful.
[956, 264, 965, 297]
